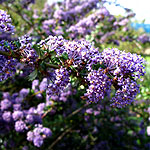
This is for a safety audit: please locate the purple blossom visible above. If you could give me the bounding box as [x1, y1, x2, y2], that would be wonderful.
[33, 135, 43, 147]
[0, 41, 18, 81]
[18, 35, 37, 64]
[84, 69, 111, 103]
[2, 111, 12, 122]
[15, 120, 28, 132]
[27, 131, 34, 141]
[42, 127, 52, 137]
[19, 88, 29, 98]
[110, 77, 139, 108]
[85, 48, 145, 107]
[25, 114, 34, 124]
[37, 103, 46, 115]
[39, 78, 48, 91]
[47, 67, 70, 97]
[0, 99, 12, 110]
[32, 79, 39, 90]
[0, 9, 14, 33]
[12, 111, 24, 121]
[13, 104, 21, 111]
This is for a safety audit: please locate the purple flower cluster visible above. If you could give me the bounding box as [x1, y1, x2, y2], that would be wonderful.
[40, 35, 145, 108]
[0, 88, 52, 147]
[47, 83, 75, 103]
[0, 89, 29, 133]
[18, 35, 37, 65]
[32, 78, 48, 99]
[27, 124, 52, 147]
[113, 18, 129, 27]
[47, 67, 70, 97]
[111, 77, 139, 108]
[42, 0, 101, 36]
[54, 0, 98, 22]
[31, 77, 74, 105]
[42, 19, 56, 35]
[67, 7, 110, 37]
[64, 0, 81, 10]
[138, 34, 150, 44]
[0, 9, 14, 33]
[101, 48, 145, 80]
[0, 40, 18, 81]
[85, 48, 145, 107]
[40, 35, 98, 68]
[84, 69, 111, 103]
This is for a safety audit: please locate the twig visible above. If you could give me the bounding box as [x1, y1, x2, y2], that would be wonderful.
[66, 103, 89, 119]
[0, 50, 19, 59]
[45, 63, 60, 69]
[42, 108, 52, 118]
[47, 126, 75, 150]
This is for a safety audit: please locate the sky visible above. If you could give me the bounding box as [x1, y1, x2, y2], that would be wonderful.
[47, 0, 150, 24]
[104, 0, 150, 24]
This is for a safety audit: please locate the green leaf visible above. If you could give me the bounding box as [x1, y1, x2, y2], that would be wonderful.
[92, 62, 106, 70]
[13, 41, 20, 48]
[60, 52, 68, 60]
[26, 70, 38, 81]
[33, 44, 42, 57]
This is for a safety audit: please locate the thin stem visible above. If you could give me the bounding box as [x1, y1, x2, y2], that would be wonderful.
[42, 108, 52, 118]
[47, 102, 89, 150]
[0, 50, 19, 59]
[0, 50, 11, 57]
[47, 126, 75, 150]
[66, 103, 89, 119]
[45, 63, 60, 69]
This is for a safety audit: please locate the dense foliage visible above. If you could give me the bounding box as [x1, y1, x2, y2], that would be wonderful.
[0, 0, 150, 150]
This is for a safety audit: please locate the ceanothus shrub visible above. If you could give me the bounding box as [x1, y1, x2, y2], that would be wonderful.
[0, 8, 146, 149]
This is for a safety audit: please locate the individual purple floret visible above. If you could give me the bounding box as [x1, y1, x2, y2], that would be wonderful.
[2, 92, 11, 99]
[13, 104, 21, 111]
[25, 114, 35, 124]
[36, 103, 46, 115]
[32, 79, 39, 90]
[42, 127, 52, 137]
[0, 9, 14, 33]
